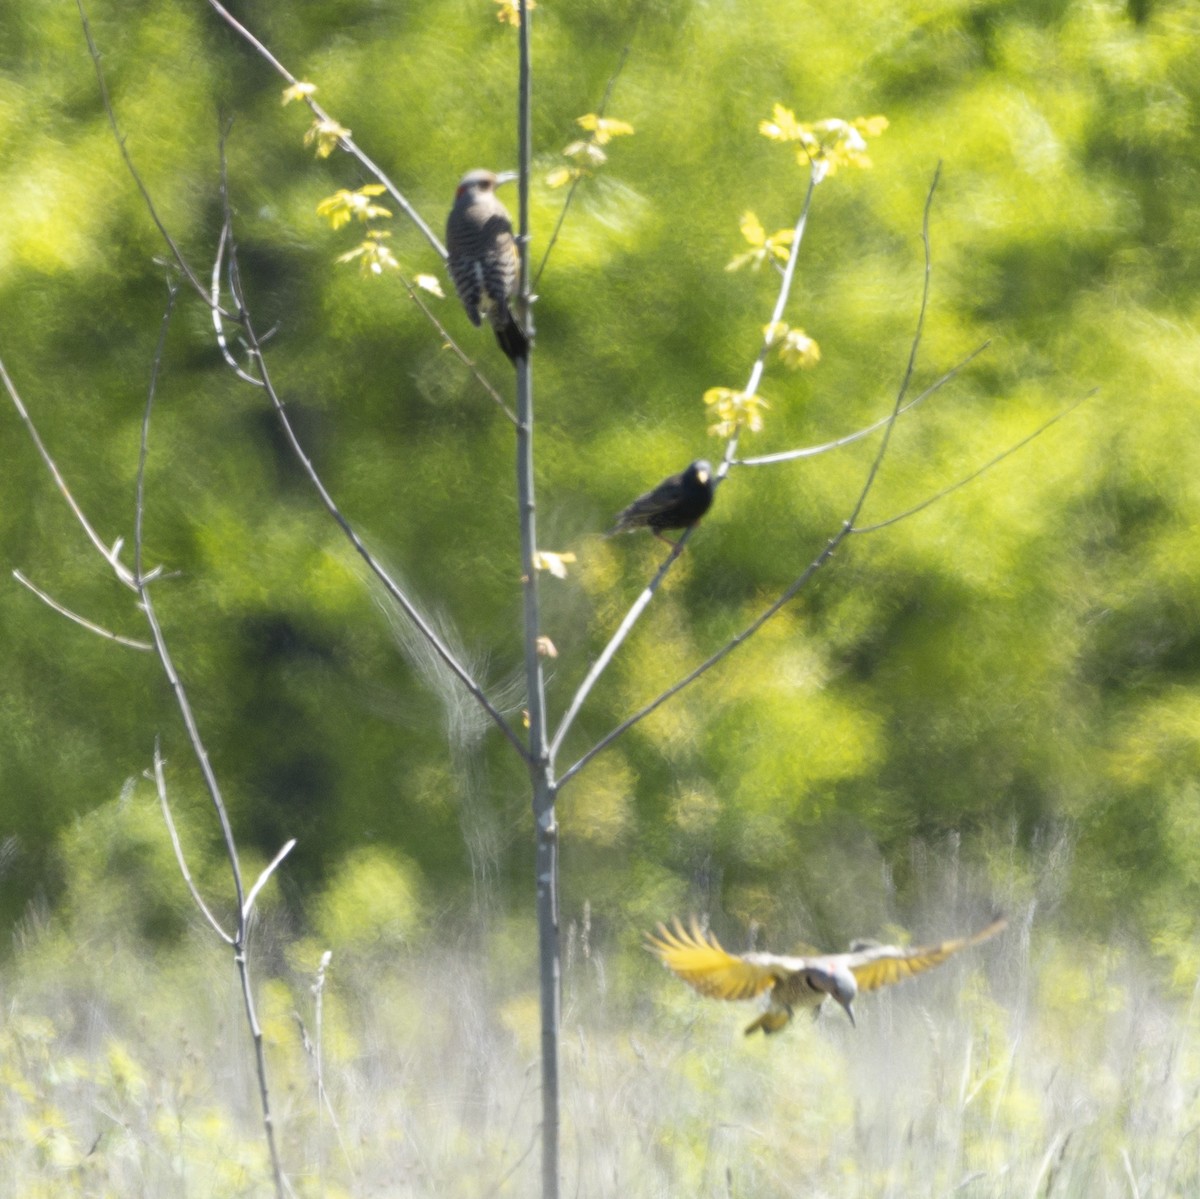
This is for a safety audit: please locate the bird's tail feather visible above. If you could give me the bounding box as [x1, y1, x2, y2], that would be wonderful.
[493, 309, 529, 363]
[744, 1008, 792, 1035]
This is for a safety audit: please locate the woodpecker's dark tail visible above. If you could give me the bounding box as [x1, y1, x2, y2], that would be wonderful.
[493, 307, 530, 364]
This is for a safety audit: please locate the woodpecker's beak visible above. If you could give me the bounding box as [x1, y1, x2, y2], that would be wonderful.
[493, 171, 518, 186]
[839, 999, 856, 1027]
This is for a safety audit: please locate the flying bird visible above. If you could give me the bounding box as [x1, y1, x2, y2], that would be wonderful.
[646, 914, 1006, 1034]
[610, 460, 715, 545]
[445, 169, 528, 363]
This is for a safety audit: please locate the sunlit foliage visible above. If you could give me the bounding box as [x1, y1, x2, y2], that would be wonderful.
[3, 0, 1200, 1041]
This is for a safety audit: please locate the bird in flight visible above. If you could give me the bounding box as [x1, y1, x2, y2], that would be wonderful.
[610, 460, 715, 545]
[646, 914, 1006, 1034]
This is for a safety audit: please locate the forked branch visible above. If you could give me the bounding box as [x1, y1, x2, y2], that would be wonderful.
[550, 166, 820, 759]
[558, 163, 1078, 787]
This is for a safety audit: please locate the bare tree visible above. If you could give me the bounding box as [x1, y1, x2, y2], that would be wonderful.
[0, 4, 1087, 1198]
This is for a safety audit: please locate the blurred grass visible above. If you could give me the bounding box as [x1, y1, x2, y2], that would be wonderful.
[4, 842, 1199, 1198]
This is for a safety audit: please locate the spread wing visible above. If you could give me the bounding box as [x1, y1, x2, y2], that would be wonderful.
[616, 475, 684, 530]
[844, 916, 1006, 994]
[645, 917, 794, 1002]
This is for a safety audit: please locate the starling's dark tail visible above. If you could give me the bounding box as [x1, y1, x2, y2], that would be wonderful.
[493, 309, 530, 364]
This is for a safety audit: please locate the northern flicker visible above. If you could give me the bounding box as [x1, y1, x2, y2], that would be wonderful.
[610, 460, 715, 545]
[646, 914, 1006, 1034]
[446, 169, 528, 363]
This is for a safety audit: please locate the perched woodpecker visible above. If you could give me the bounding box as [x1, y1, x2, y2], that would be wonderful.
[445, 169, 528, 364]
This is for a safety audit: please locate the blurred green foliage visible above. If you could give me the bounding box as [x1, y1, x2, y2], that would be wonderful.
[2, 0, 1199, 975]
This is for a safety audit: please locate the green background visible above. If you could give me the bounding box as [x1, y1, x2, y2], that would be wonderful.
[2, 0, 1198, 967]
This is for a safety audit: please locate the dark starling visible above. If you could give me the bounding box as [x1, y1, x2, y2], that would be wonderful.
[610, 460, 715, 545]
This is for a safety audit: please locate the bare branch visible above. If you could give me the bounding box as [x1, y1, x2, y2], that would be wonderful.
[558, 529, 846, 788]
[534, 44, 631, 288]
[852, 393, 1094, 535]
[11, 571, 153, 651]
[0, 355, 136, 587]
[203, 0, 446, 258]
[734, 341, 990, 467]
[243, 839, 298, 920]
[77, 0, 229, 311]
[549, 540, 684, 761]
[131, 324, 247, 923]
[840, 162, 942, 532]
[215, 211, 528, 759]
[131, 284, 292, 1199]
[149, 743, 234, 944]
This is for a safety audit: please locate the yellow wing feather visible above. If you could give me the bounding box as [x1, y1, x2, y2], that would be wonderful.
[644, 917, 778, 1002]
[848, 916, 1007, 993]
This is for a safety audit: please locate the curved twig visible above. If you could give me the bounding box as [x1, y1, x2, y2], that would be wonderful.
[12, 571, 153, 650]
[851, 392, 1093, 535]
[734, 341, 990, 467]
[211, 218, 265, 386]
[150, 743, 234, 944]
[243, 839, 298, 920]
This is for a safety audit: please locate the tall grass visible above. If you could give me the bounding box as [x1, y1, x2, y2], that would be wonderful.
[4, 883, 1198, 1198]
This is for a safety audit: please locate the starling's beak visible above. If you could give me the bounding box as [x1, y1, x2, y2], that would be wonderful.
[494, 170, 518, 186]
[839, 998, 856, 1027]
[696, 468, 709, 484]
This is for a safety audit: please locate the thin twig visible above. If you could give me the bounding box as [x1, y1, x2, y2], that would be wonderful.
[735, 341, 990, 466]
[1, 356, 135, 587]
[135, 281, 179, 584]
[133, 369, 245, 915]
[841, 162, 944, 530]
[203, 0, 446, 258]
[12, 570, 153, 650]
[149, 743, 234, 943]
[77, 0, 229, 311]
[549, 540, 684, 761]
[850, 393, 1093, 535]
[559, 164, 941, 787]
[534, 45, 631, 288]
[243, 839, 297, 920]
